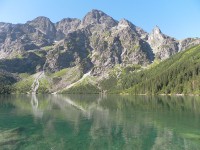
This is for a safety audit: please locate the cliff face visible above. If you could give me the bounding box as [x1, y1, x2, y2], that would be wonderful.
[0, 9, 199, 76]
[147, 26, 179, 60]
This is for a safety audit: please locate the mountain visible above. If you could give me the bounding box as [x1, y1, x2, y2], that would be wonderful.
[55, 18, 81, 40]
[0, 9, 200, 94]
[148, 26, 179, 60]
[65, 45, 200, 95]
[124, 45, 200, 95]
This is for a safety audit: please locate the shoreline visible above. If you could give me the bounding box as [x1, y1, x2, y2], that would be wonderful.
[6, 92, 200, 97]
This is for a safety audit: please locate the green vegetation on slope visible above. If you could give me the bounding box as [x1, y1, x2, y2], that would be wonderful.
[0, 52, 45, 74]
[2, 45, 200, 95]
[38, 77, 50, 93]
[123, 45, 200, 94]
[63, 64, 142, 94]
[13, 75, 34, 94]
[0, 71, 17, 94]
[62, 77, 100, 94]
[68, 45, 200, 95]
[62, 83, 100, 94]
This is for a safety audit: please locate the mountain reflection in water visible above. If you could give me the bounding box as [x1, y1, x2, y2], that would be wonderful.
[0, 94, 200, 150]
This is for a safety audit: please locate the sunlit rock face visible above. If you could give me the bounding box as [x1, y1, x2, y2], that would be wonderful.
[82, 9, 118, 29]
[147, 26, 179, 60]
[178, 38, 200, 52]
[27, 16, 57, 42]
[0, 9, 199, 75]
[55, 18, 81, 40]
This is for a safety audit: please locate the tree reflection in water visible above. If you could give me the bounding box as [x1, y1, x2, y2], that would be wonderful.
[1, 94, 200, 150]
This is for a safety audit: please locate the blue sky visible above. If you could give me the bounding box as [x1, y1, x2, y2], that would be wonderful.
[0, 0, 200, 39]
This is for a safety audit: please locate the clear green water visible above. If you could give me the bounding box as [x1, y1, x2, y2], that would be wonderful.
[0, 95, 200, 150]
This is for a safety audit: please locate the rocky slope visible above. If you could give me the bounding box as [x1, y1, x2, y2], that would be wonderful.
[0, 9, 200, 93]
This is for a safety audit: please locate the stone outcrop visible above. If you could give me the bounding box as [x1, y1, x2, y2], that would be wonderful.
[0, 9, 199, 75]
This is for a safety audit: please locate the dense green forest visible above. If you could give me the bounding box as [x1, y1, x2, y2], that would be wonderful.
[122, 45, 200, 95]
[1, 45, 200, 95]
[0, 71, 17, 94]
[62, 45, 200, 95]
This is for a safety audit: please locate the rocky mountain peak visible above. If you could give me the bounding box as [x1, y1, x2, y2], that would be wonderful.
[27, 16, 56, 41]
[0, 9, 199, 74]
[55, 18, 81, 40]
[0, 22, 12, 32]
[149, 26, 166, 41]
[118, 19, 133, 27]
[82, 9, 117, 28]
[148, 26, 179, 60]
[27, 16, 53, 28]
[91, 9, 105, 14]
[117, 19, 148, 40]
[30, 16, 51, 22]
[152, 26, 162, 35]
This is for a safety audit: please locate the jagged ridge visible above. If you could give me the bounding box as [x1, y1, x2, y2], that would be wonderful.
[0, 9, 200, 94]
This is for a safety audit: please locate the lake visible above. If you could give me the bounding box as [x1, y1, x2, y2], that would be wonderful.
[0, 94, 200, 150]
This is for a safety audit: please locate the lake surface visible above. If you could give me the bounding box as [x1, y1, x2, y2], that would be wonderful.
[0, 94, 200, 150]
